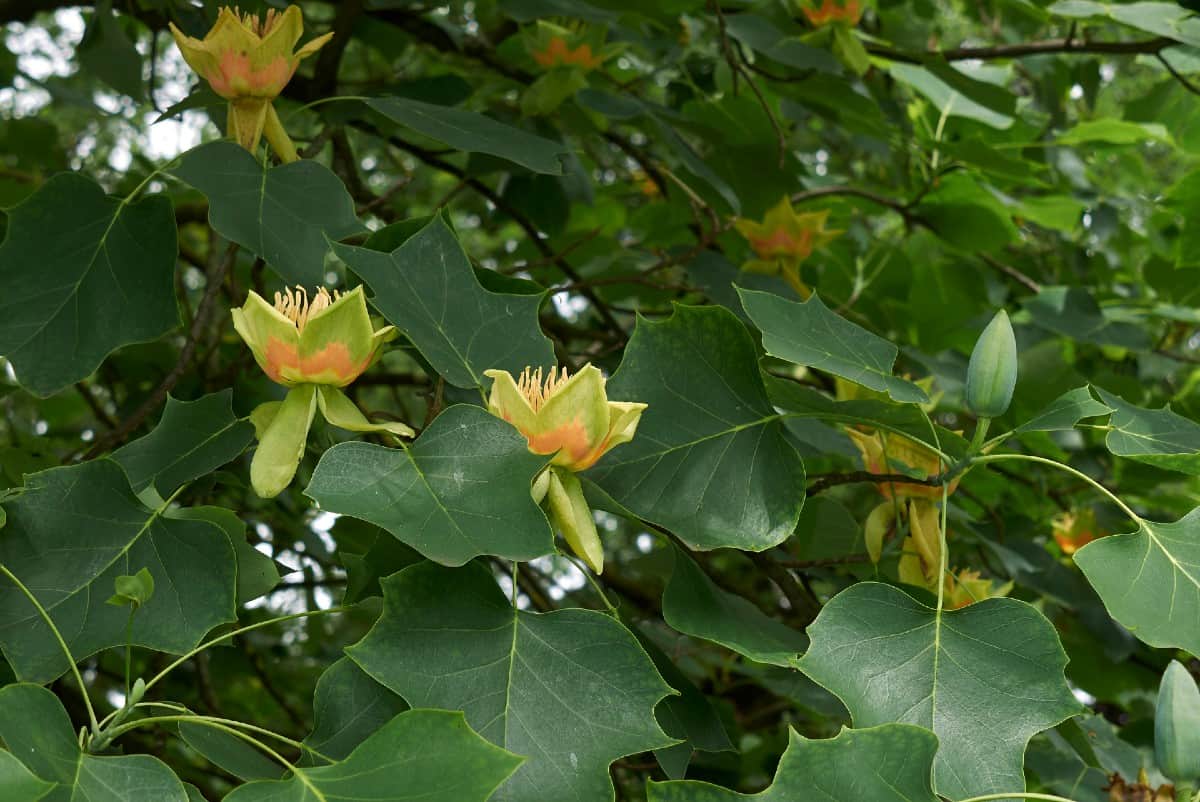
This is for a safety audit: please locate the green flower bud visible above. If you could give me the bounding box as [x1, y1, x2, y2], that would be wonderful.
[965, 310, 1017, 419]
[1156, 660, 1200, 784]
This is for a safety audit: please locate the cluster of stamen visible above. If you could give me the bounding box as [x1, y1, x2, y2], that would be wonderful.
[274, 286, 341, 331]
[235, 6, 282, 37]
[517, 366, 572, 412]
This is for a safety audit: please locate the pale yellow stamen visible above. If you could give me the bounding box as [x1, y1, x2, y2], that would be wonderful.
[235, 6, 283, 37]
[517, 366, 571, 412]
[273, 286, 341, 331]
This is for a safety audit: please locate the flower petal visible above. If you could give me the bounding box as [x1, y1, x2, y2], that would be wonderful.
[539, 365, 610, 469]
[299, 286, 377, 385]
[250, 384, 317, 498]
[484, 368, 541, 439]
[232, 290, 301, 386]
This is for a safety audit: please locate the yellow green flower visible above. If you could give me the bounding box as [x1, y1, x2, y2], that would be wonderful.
[485, 364, 647, 573]
[943, 568, 1013, 610]
[845, 428, 958, 500]
[233, 286, 395, 388]
[169, 6, 331, 158]
[732, 197, 842, 297]
[234, 286, 412, 499]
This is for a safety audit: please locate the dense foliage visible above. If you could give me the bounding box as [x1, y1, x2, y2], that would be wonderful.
[4, 0, 1200, 799]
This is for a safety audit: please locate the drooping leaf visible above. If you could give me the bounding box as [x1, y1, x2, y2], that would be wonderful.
[366, 96, 569, 175]
[170, 141, 363, 286]
[1094, 387, 1200, 475]
[662, 549, 807, 667]
[303, 657, 409, 762]
[798, 582, 1080, 801]
[332, 215, 555, 389]
[885, 62, 1015, 128]
[0, 173, 178, 397]
[0, 683, 189, 802]
[587, 305, 806, 551]
[648, 724, 940, 802]
[738, 289, 929, 404]
[306, 404, 554, 566]
[348, 561, 676, 802]
[1014, 386, 1113, 434]
[1075, 506, 1200, 655]
[112, 390, 254, 495]
[1022, 287, 1151, 350]
[627, 616, 734, 780]
[224, 709, 522, 802]
[77, 2, 143, 99]
[178, 720, 285, 782]
[0, 460, 236, 683]
[167, 506, 280, 605]
[1047, 1, 1200, 48]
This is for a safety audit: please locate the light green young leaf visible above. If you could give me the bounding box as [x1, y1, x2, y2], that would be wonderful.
[648, 724, 940, 802]
[1075, 507, 1200, 655]
[0, 748, 52, 802]
[170, 141, 364, 286]
[798, 582, 1080, 801]
[305, 404, 554, 566]
[1094, 387, 1200, 475]
[348, 561, 676, 802]
[0, 173, 178, 397]
[738, 289, 929, 404]
[587, 305, 806, 552]
[332, 215, 555, 389]
[106, 566, 155, 608]
[1014, 386, 1112, 433]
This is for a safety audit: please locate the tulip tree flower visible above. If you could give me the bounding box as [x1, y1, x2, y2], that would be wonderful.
[943, 568, 1013, 610]
[1051, 508, 1100, 555]
[732, 197, 842, 298]
[484, 365, 647, 574]
[520, 21, 620, 115]
[234, 286, 413, 498]
[169, 6, 332, 162]
[797, 0, 865, 27]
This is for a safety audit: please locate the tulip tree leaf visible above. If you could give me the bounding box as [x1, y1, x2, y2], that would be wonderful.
[0, 683, 189, 802]
[348, 561, 677, 802]
[1075, 507, 1200, 655]
[662, 549, 807, 667]
[333, 215, 555, 389]
[170, 141, 364, 287]
[366, 96, 569, 175]
[305, 404, 554, 566]
[1093, 387, 1200, 475]
[738, 289, 929, 404]
[178, 721, 285, 783]
[0, 460, 237, 683]
[648, 724, 940, 802]
[0, 172, 179, 397]
[588, 305, 806, 551]
[797, 582, 1080, 802]
[1014, 386, 1113, 434]
[112, 390, 254, 495]
[303, 657, 410, 763]
[224, 709, 522, 802]
[0, 748, 53, 802]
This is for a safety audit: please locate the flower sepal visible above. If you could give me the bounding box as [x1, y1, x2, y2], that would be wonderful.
[544, 466, 604, 574]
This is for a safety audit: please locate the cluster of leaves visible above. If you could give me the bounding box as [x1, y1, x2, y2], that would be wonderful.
[5, 0, 1200, 800]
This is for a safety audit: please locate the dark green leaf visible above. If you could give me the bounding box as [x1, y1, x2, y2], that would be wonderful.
[348, 561, 676, 802]
[178, 720, 284, 782]
[0, 460, 236, 682]
[171, 141, 363, 286]
[366, 97, 568, 174]
[739, 289, 929, 404]
[77, 3, 143, 99]
[0, 173, 178, 397]
[648, 724, 940, 802]
[225, 709, 522, 802]
[333, 215, 555, 389]
[0, 748, 52, 802]
[1022, 287, 1151, 350]
[588, 305, 806, 551]
[112, 390, 253, 495]
[167, 506, 279, 605]
[303, 657, 408, 762]
[306, 405, 554, 566]
[0, 683, 188, 801]
[662, 549, 807, 667]
[798, 582, 1080, 801]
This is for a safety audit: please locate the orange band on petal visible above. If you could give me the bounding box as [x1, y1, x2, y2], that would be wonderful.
[300, 342, 373, 385]
[524, 418, 592, 465]
[263, 337, 301, 384]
